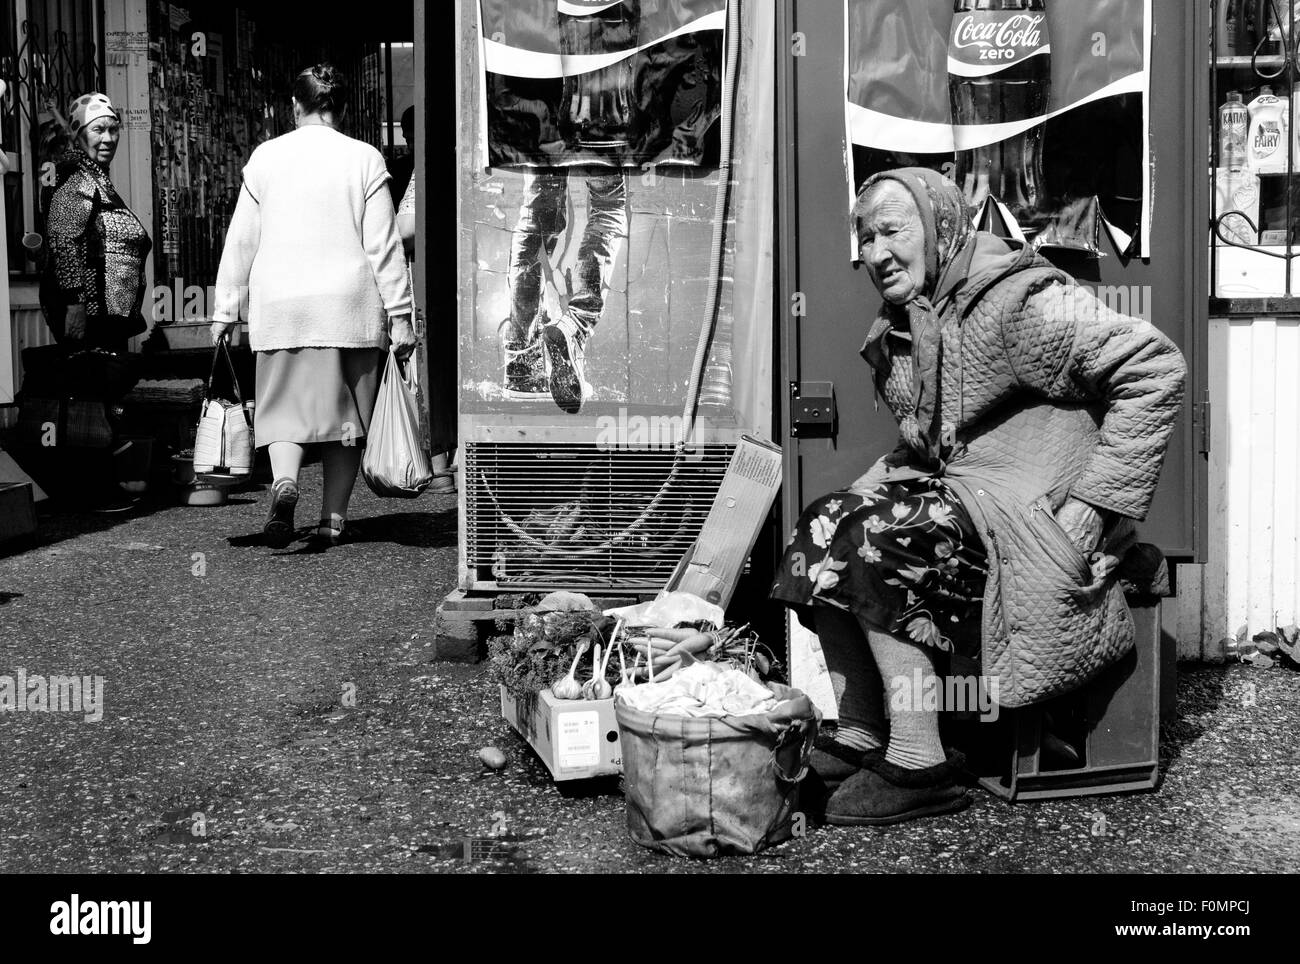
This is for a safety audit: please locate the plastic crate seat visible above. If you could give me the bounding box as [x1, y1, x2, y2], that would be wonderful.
[959, 595, 1171, 802]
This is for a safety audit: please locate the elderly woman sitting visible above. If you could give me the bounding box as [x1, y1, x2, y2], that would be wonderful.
[770, 168, 1186, 826]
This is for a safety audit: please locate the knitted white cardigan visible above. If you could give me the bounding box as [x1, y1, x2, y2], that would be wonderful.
[212, 125, 411, 351]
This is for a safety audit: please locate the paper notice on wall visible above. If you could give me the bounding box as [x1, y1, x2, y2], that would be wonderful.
[556, 711, 600, 770]
[121, 107, 150, 131]
[105, 30, 148, 67]
[106, 30, 148, 54]
[107, 30, 148, 53]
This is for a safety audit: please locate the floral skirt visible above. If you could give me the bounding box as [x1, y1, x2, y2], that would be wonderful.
[770, 476, 989, 660]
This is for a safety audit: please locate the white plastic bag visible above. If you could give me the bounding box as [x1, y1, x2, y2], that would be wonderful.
[362, 350, 433, 498]
[603, 590, 725, 629]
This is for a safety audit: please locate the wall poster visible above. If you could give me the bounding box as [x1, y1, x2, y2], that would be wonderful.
[845, 0, 1152, 259]
[467, 0, 771, 433]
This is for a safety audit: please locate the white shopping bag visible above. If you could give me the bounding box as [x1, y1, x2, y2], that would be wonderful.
[193, 338, 253, 476]
[362, 350, 433, 498]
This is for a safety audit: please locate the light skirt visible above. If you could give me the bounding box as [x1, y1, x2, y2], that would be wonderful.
[254, 347, 384, 447]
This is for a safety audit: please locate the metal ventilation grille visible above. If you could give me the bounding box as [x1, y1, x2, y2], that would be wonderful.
[465, 442, 735, 590]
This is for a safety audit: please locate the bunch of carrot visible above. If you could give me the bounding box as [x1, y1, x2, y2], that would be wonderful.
[623, 622, 780, 683]
[626, 627, 716, 682]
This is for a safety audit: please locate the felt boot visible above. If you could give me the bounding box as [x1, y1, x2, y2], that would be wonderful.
[804, 742, 884, 819]
[809, 741, 882, 789]
[824, 750, 970, 826]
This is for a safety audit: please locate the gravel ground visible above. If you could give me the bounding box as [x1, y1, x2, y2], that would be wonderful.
[1, 466, 1298, 873]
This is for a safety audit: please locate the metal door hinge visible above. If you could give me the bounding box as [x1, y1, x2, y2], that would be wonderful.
[1194, 393, 1211, 456]
[790, 381, 836, 439]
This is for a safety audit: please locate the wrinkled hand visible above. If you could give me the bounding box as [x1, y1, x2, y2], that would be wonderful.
[1087, 548, 1122, 584]
[64, 304, 88, 341]
[1055, 497, 1105, 556]
[210, 320, 233, 346]
[389, 315, 418, 362]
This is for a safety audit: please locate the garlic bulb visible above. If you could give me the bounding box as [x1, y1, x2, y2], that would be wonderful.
[553, 674, 583, 700]
[552, 640, 588, 700]
[579, 643, 603, 700]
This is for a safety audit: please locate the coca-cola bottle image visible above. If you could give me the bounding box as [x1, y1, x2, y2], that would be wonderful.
[559, 0, 640, 150]
[948, 0, 1051, 225]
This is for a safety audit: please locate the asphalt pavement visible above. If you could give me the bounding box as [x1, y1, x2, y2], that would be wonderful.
[1, 466, 1297, 873]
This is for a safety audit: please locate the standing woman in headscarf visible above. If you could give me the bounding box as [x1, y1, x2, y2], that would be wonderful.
[771, 168, 1186, 827]
[43, 93, 152, 353]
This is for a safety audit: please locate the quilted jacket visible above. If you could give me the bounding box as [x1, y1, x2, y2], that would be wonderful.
[855, 235, 1187, 706]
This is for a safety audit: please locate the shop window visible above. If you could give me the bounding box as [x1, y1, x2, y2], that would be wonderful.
[2, 0, 102, 277]
[1211, 0, 1300, 299]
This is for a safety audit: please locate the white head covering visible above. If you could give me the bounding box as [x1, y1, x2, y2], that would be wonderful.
[68, 92, 117, 135]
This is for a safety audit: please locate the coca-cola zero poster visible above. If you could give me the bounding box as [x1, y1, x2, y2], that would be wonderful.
[845, 0, 1151, 257]
[478, 0, 726, 169]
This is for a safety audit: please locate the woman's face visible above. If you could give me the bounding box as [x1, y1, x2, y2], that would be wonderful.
[79, 116, 120, 165]
[859, 181, 927, 305]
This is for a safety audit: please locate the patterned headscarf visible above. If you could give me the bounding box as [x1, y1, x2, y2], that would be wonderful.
[68, 93, 117, 136]
[856, 167, 978, 467]
[855, 166, 976, 304]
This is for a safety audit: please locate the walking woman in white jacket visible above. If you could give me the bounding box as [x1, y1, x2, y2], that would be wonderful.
[211, 63, 417, 547]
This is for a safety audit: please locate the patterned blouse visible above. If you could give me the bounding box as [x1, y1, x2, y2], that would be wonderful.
[44, 152, 152, 337]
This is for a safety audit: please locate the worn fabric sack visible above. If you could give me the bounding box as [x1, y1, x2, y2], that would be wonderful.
[614, 683, 820, 858]
[193, 338, 253, 476]
[362, 350, 433, 498]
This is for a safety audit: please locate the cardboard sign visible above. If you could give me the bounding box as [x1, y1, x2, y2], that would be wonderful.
[670, 434, 783, 608]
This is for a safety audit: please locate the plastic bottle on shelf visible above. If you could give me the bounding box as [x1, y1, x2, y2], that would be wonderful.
[1221, 91, 1249, 171]
[1235, 0, 1258, 55]
[1247, 85, 1288, 174]
[1220, 0, 1237, 57]
[1214, 167, 1258, 247]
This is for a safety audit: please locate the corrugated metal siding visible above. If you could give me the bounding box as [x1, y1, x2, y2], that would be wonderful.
[1177, 318, 1300, 660]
